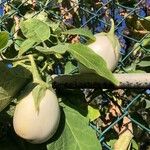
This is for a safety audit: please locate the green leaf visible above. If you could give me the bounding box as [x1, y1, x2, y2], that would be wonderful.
[88, 105, 100, 121]
[32, 84, 46, 111]
[36, 44, 68, 54]
[139, 16, 150, 31]
[62, 28, 96, 42]
[137, 61, 150, 67]
[0, 62, 30, 112]
[131, 139, 139, 150]
[145, 99, 150, 109]
[48, 21, 60, 31]
[0, 31, 9, 51]
[128, 70, 146, 73]
[20, 18, 50, 43]
[64, 61, 77, 74]
[133, 36, 150, 55]
[47, 103, 101, 150]
[14, 38, 24, 51]
[68, 43, 119, 85]
[19, 38, 35, 56]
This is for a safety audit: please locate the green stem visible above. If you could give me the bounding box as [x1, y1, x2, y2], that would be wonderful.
[42, 41, 47, 48]
[50, 34, 58, 37]
[45, 0, 50, 7]
[28, 55, 50, 88]
[41, 61, 48, 72]
[28, 54, 42, 83]
[13, 62, 31, 70]
[1, 53, 38, 62]
[108, 18, 115, 36]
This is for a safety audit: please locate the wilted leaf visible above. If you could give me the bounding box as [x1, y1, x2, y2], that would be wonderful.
[126, 15, 150, 39]
[139, 16, 150, 31]
[0, 31, 9, 51]
[62, 28, 96, 42]
[20, 18, 50, 43]
[114, 117, 133, 150]
[68, 43, 119, 85]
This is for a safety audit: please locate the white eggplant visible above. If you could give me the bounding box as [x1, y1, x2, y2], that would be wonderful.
[13, 89, 60, 144]
[80, 19, 121, 72]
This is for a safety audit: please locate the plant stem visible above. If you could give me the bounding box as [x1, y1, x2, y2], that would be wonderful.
[28, 54, 42, 83]
[28, 55, 50, 112]
[108, 18, 115, 36]
[28, 55, 50, 88]
[41, 61, 48, 72]
[45, 0, 50, 7]
[0, 53, 38, 62]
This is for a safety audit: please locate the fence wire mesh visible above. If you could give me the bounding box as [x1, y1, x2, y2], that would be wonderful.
[0, 0, 150, 150]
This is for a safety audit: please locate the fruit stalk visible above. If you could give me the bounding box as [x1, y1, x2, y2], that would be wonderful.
[28, 54, 49, 88]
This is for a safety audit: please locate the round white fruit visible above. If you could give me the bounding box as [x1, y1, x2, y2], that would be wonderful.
[88, 33, 120, 71]
[79, 19, 121, 73]
[13, 89, 60, 144]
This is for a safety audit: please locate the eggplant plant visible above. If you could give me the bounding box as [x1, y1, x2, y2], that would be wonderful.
[0, 0, 149, 150]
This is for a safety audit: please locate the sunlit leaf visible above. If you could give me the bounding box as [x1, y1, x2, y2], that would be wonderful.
[0, 31, 9, 51]
[138, 61, 150, 67]
[131, 139, 139, 150]
[68, 43, 119, 85]
[36, 44, 68, 54]
[88, 105, 100, 121]
[20, 18, 50, 43]
[64, 61, 77, 74]
[19, 38, 35, 56]
[47, 102, 101, 150]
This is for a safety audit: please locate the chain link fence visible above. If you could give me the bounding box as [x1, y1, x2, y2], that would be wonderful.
[0, 0, 150, 149]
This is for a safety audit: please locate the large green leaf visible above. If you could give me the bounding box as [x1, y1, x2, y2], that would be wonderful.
[0, 62, 30, 112]
[0, 31, 9, 51]
[36, 44, 68, 54]
[68, 43, 119, 85]
[62, 28, 96, 42]
[47, 103, 101, 150]
[19, 38, 35, 56]
[20, 18, 50, 43]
